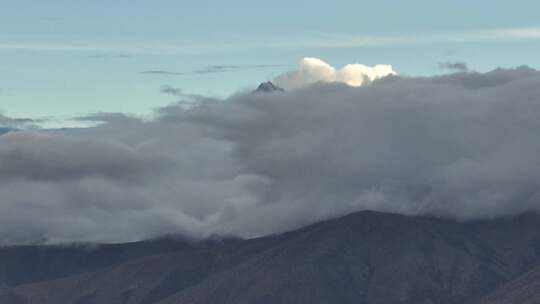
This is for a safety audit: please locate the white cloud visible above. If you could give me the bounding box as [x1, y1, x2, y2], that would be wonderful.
[273, 57, 396, 89]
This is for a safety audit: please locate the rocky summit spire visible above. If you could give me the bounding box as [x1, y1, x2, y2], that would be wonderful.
[254, 81, 284, 93]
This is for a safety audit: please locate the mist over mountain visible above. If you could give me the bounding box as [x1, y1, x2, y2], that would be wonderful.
[1, 66, 540, 244]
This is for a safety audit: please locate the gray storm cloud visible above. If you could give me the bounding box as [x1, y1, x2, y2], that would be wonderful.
[1, 66, 540, 244]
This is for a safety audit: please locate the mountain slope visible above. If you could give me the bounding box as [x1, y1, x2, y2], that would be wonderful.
[157, 212, 540, 304]
[0, 236, 228, 287]
[480, 264, 540, 304]
[4, 236, 285, 304]
[5, 211, 540, 304]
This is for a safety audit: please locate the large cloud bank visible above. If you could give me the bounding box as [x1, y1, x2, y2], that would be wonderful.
[1, 66, 540, 244]
[273, 57, 396, 89]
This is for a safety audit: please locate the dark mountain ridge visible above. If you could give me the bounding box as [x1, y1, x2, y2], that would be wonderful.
[3, 211, 540, 304]
[0, 236, 237, 287]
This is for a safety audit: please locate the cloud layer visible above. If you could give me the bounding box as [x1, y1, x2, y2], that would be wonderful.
[273, 57, 396, 89]
[1, 66, 540, 244]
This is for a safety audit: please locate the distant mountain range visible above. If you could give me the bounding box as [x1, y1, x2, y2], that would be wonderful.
[0, 127, 15, 135]
[2, 211, 540, 303]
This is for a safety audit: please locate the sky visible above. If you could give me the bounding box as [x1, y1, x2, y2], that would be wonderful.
[2, 0, 540, 120]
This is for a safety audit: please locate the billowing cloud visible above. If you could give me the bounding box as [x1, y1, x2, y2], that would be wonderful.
[1, 66, 540, 244]
[273, 57, 396, 89]
[0, 131, 167, 182]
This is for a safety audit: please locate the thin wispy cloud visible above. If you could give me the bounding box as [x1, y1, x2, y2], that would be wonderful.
[3, 27, 540, 55]
[305, 27, 540, 48]
[438, 62, 469, 72]
[88, 53, 132, 59]
[0, 43, 126, 53]
[140, 64, 288, 76]
[193, 64, 288, 74]
[160, 85, 183, 96]
[0, 42, 201, 55]
[140, 70, 186, 75]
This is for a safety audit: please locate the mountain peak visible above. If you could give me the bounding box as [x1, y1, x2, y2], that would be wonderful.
[254, 81, 284, 93]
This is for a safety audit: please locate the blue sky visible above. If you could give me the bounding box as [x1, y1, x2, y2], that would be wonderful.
[2, 0, 540, 120]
